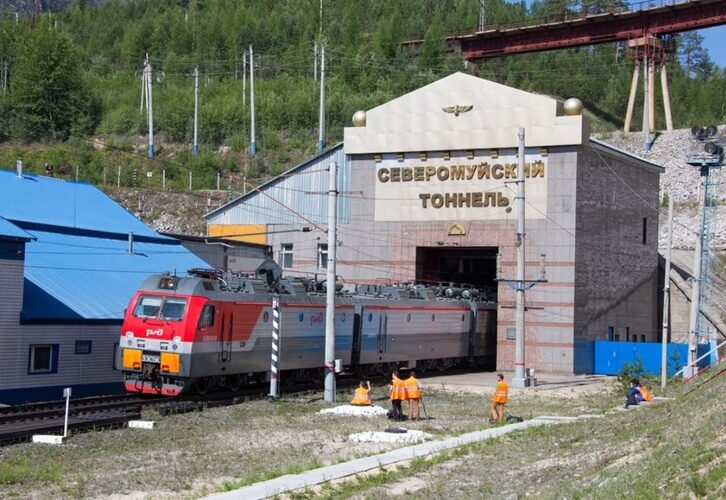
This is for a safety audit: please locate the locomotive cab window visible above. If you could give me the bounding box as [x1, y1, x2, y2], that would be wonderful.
[161, 298, 187, 321]
[198, 304, 215, 328]
[134, 296, 162, 318]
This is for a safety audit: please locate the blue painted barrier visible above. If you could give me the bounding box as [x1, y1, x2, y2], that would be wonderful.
[593, 341, 709, 376]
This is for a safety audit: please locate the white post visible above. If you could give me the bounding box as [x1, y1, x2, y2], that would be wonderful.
[242, 49, 247, 133]
[318, 45, 326, 152]
[193, 66, 199, 155]
[75, 165, 79, 182]
[269, 296, 281, 399]
[162, 169, 166, 190]
[661, 195, 673, 389]
[189, 171, 193, 191]
[62, 387, 72, 438]
[324, 160, 337, 402]
[117, 165, 121, 188]
[146, 55, 154, 158]
[512, 127, 527, 388]
[216, 171, 221, 191]
[643, 57, 651, 152]
[249, 45, 256, 156]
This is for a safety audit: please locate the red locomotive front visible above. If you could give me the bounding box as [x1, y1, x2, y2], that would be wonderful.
[117, 275, 210, 395]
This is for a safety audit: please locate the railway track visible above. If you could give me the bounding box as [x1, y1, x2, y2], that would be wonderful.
[0, 385, 300, 446]
[0, 367, 482, 446]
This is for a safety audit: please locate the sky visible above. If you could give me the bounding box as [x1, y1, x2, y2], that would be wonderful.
[699, 25, 726, 69]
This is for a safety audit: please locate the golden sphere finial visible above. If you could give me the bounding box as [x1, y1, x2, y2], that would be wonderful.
[563, 98, 583, 116]
[352, 110, 367, 127]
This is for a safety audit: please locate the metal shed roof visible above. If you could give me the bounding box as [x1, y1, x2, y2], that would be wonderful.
[22, 230, 208, 321]
[0, 169, 163, 238]
[0, 216, 34, 241]
[205, 144, 350, 226]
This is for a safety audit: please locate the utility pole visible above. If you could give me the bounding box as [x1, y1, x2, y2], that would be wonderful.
[687, 173, 706, 377]
[478, 0, 486, 32]
[143, 54, 154, 159]
[318, 44, 325, 152]
[511, 127, 527, 388]
[242, 49, 247, 134]
[314, 42, 318, 82]
[685, 126, 723, 377]
[193, 66, 199, 155]
[661, 194, 673, 389]
[249, 45, 256, 156]
[324, 160, 338, 403]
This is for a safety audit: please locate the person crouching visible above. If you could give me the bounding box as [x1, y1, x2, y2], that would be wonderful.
[351, 380, 372, 406]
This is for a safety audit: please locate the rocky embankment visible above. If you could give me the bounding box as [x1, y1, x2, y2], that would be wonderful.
[597, 127, 725, 249]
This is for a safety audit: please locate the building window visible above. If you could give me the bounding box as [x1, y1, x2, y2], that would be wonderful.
[641, 335, 646, 342]
[626, 327, 630, 342]
[506, 328, 516, 340]
[642, 217, 647, 244]
[279, 243, 293, 268]
[614, 334, 620, 341]
[607, 326, 614, 342]
[317, 244, 328, 270]
[75, 340, 92, 355]
[28, 344, 58, 374]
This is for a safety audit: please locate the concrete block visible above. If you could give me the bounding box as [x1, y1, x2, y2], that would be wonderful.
[128, 420, 156, 429]
[32, 435, 65, 445]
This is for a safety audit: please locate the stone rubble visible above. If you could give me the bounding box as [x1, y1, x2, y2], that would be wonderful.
[318, 405, 390, 417]
[595, 127, 725, 248]
[347, 429, 434, 444]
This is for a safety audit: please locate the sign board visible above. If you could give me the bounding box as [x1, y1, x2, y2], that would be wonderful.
[374, 152, 547, 222]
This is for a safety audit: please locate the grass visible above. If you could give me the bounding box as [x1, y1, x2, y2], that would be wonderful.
[328, 374, 725, 499]
[0, 375, 720, 498]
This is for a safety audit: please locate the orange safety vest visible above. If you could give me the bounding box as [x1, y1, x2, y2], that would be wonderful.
[390, 377, 406, 400]
[492, 381, 508, 404]
[351, 387, 371, 406]
[404, 376, 421, 399]
[638, 385, 652, 402]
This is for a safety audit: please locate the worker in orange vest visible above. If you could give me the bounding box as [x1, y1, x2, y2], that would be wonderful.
[389, 371, 406, 421]
[351, 380, 372, 406]
[489, 373, 508, 423]
[404, 371, 422, 421]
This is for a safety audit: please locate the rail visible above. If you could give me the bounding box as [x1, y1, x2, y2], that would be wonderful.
[672, 339, 726, 381]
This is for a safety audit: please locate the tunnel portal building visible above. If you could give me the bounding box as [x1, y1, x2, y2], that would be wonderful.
[207, 73, 663, 374]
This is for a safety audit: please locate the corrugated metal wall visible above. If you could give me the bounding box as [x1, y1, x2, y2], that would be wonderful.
[179, 239, 267, 270]
[207, 145, 350, 226]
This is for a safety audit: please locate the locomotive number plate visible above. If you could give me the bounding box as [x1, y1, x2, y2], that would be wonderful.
[141, 354, 160, 363]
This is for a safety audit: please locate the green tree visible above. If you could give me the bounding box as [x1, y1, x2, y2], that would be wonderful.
[11, 20, 97, 140]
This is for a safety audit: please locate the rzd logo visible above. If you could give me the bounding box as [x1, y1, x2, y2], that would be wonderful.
[146, 328, 164, 336]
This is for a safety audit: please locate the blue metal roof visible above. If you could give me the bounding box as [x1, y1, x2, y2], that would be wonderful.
[22, 230, 208, 321]
[0, 169, 163, 238]
[0, 216, 34, 241]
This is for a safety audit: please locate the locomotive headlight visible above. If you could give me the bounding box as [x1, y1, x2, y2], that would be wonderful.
[172, 336, 181, 351]
[160, 353, 180, 374]
[122, 349, 142, 370]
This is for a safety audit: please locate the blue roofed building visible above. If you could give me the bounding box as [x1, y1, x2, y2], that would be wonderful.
[0, 166, 208, 404]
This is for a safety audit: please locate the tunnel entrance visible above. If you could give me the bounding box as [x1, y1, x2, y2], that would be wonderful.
[415, 246, 498, 294]
[416, 246, 498, 369]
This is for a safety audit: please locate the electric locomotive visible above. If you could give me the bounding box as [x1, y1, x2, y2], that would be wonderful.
[116, 258, 496, 395]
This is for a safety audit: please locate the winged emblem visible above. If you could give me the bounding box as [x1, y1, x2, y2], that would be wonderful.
[442, 104, 473, 117]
